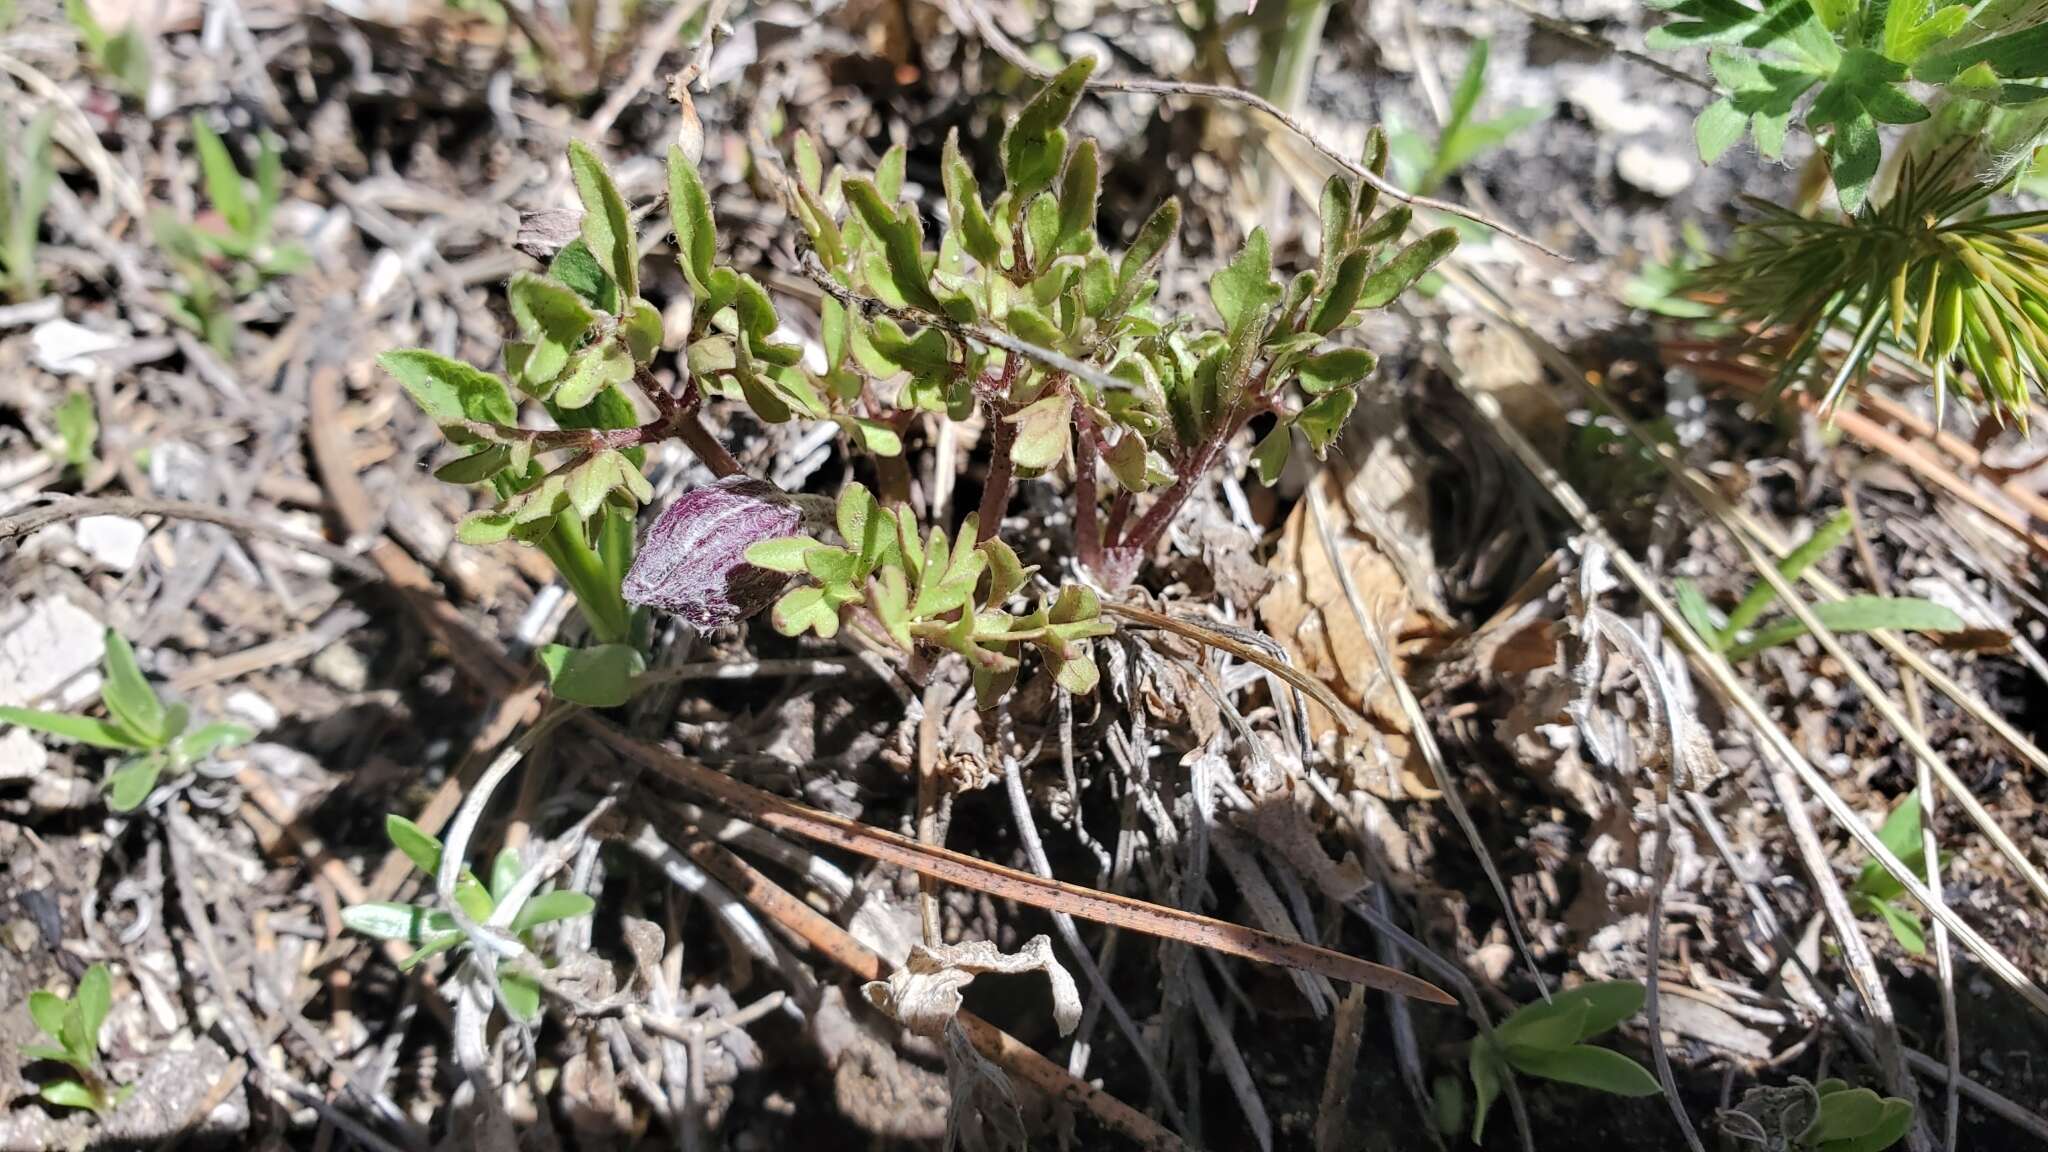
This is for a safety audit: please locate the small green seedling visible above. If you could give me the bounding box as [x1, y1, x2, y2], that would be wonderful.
[154, 117, 307, 353]
[1675, 510, 1965, 659]
[22, 964, 132, 1115]
[1721, 1076, 1915, 1151]
[0, 629, 252, 811]
[0, 106, 55, 301]
[1388, 39, 1549, 199]
[340, 816, 596, 1022]
[53, 389, 97, 471]
[1468, 981, 1659, 1144]
[66, 0, 150, 98]
[1848, 791, 1946, 955]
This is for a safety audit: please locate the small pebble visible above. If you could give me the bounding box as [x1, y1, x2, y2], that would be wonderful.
[75, 515, 148, 572]
[1617, 142, 1696, 197]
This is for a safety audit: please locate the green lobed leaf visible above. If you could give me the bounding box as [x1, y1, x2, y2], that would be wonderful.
[1359, 228, 1458, 310]
[844, 178, 945, 315]
[380, 349, 518, 428]
[1209, 227, 1278, 337]
[568, 140, 638, 302]
[1251, 421, 1292, 485]
[1295, 388, 1356, 455]
[1004, 57, 1095, 203]
[1296, 348, 1378, 394]
[771, 585, 841, 638]
[553, 341, 634, 410]
[942, 129, 1002, 267]
[1007, 391, 1074, 471]
[538, 642, 646, 708]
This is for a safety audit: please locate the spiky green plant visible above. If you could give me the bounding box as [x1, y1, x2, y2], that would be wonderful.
[1691, 141, 2048, 424]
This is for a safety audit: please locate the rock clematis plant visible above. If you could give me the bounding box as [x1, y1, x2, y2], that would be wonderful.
[380, 60, 1450, 704]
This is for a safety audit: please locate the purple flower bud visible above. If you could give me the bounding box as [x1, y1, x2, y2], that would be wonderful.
[624, 477, 801, 629]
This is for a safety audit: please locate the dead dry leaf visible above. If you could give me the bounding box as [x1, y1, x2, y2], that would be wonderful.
[862, 936, 1081, 1039]
[1258, 470, 1449, 794]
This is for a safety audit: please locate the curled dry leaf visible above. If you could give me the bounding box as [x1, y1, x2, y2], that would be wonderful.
[862, 936, 1081, 1039]
[1257, 471, 1450, 795]
[623, 477, 802, 628]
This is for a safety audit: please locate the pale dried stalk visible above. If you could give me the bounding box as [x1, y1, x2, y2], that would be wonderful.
[1304, 484, 1549, 998]
[1451, 381, 2048, 1017]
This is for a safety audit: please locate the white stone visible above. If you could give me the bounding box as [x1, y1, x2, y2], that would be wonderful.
[0, 596, 104, 709]
[0, 728, 47, 782]
[74, 515, 148, 572]
[29, 318, 125, 376]
[1569, 73, 1675, 136]
[1617, 142, 1696, 197]
[224, 689, 280, 731]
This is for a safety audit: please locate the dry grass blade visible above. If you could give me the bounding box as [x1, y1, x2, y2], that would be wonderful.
[1564, 376, 2048, 914]
[1303, 483, 1549, 997]
[1452, 380, 2048, 1018]
[1102, 601, 1364, 734]
[596, 719, 1454, 1003]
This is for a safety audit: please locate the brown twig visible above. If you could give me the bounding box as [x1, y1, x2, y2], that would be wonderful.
[597, 716, 1452, 1001]
[0, 495, 381, 581]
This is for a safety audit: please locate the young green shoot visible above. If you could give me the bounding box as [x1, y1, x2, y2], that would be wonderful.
[0, 629, 252, 811]
[22, 964, 132, 1115]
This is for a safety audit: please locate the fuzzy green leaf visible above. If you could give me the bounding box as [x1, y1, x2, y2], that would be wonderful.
[385, 814, 445, 876]
[845, 178, 944, 315]
[1056, 138, 1099, 256]
[28, 991, 68, 1040]
[381, 349, 518, 428]
[1359, 229, 1457, 310]
[1295, 388, 1356, 455]
[341, 901, 443, 942]
[942, 129, 1002, 267]
[1296, 348, 1378, 394]
[1210, 227, 1278, 337]
[1004, 57, 1094, 203]
[1007, 391, 1073, 470]
[568, 140, 637, 302]
[667, 144, 716, 291]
